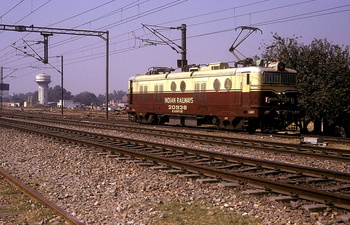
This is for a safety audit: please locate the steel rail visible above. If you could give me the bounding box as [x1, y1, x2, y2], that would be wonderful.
[2, 117, 350, 181]
[5, 113, 349, 162]
[1, 118, 350, 210]
[0, 168, 85, 225]
[4, 111, 350, 145]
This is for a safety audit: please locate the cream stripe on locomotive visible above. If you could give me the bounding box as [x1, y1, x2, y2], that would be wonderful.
[129, 62, 297, 95]
[131, 69, 260, 94]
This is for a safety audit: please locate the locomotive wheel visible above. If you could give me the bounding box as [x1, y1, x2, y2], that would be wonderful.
[138, 116, 144, 123]
[212, 116, 219, 125]
[150, 114, 159, 124]
[247, 127, 256, 134]
[212, 117, 220, 129]
[216, 120, 230, 129]
[223, 120, 230, 129]
[128, 113, 138, 122]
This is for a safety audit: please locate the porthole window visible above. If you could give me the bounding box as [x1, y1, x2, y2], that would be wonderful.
[171, 81, 176, 92]
[180, 81, 186, 92]
[213, 79, 220, 92]
[224, 78, 232, 91]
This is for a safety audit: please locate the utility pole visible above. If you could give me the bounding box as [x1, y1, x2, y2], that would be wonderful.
[60, 55, 64, 115]
[41, 32, 53, 64]
[179, 24, 187, 71]
[0, 67, 3, 111]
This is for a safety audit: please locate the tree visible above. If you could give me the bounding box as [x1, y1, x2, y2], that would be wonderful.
[73, 91, 99, 106]
[96, 94, 104, 105]
[10, 93, 25, 105]
[110, 90, 127, 101]
[48, 85, 73, 102]
[10, 92, 36, 105]
[94, 90, 127, 106]
[261, 34, 350, 135]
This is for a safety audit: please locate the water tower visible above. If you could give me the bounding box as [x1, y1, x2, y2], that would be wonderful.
[35, 73, 51, 105]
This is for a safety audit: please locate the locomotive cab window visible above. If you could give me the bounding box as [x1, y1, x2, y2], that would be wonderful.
[263, 72, 296, 85]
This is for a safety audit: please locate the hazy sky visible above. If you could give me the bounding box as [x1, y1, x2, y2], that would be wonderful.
[0, 0, 349, 95]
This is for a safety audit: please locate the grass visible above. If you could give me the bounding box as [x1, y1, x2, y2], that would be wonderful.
[0, 177, 67, 224]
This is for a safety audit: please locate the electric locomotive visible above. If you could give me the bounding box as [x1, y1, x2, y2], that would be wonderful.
[126, 60, 299, 132]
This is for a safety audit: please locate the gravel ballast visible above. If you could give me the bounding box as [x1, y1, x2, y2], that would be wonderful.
[0, 126, 349, 224]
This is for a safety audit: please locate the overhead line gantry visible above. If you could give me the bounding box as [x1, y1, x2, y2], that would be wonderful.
[0, 24, 110, 119]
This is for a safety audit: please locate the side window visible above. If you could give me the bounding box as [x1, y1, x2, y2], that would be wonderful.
[180, 81, 186, 92]
[154, 84, 158, 101]
[213, 79, 220, 92]
[139, 86, 143, 101]
[194, 82, 207, 102]
[171, 81, 176, 92]
[140, 85, 148, 101]
[224, 78, 232, 91]
[246, 74, 250, 85]
[144, 86, 148, 101]
[159, 84, 163, 101]
[154, 84, 163, 101]
[201, 83, 206, 92]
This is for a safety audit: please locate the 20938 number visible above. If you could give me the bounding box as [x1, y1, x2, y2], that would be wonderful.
[168, 105, 188, 113]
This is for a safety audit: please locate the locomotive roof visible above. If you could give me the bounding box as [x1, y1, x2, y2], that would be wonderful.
[130, 62, 296, 82]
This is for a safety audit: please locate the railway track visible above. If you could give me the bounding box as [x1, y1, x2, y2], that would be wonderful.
[0, 168, 84, 225]
[3, 113, 350, 162]
[1, 117, 350, 211]
[4, 110, 350, 145]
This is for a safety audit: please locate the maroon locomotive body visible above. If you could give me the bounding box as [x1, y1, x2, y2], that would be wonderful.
[126, 61, 299, 132]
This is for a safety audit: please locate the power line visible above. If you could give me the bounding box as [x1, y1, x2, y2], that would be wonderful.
[47, 0, 118, 27]
[37, 0, 318, 58]
[14, 0, 53, 24]
[0, 0, 25, 20]
[2, 1, 349, 74]
[255, 5, 350, 27]
[0, 0, 54, 56]
[7, 0, 168, 58]
[0, 0, 121, 54]
[69, 0, 148, 29]
[47, 0, 186, 50]
[67, 2, 350, 59]
[63, 2, 350, 64]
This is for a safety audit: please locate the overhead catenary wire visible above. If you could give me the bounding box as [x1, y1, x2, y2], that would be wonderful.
[1, 0, 183, 60]
[46, 0, 186, 51]
[0, 0, 188, 81]
[22, 0, 334, 59]
[56, 2, 350, 63]
[0, 0, 25, 21]
[33, 0, 181, 50]
[0, 0, 139, 54]
[47, 0, 119, 27]
[0, 0, 54, 54]
[37, 0, 301, 57]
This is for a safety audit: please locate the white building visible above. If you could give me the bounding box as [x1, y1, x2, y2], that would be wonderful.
[57, 100, 80, 108]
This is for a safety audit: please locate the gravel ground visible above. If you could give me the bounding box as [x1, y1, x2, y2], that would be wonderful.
[1, 125, 349, 224]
